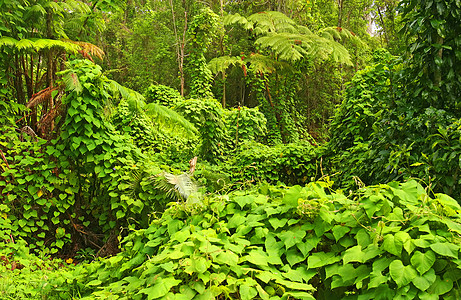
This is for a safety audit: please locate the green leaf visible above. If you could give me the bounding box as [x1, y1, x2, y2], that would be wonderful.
[278, 228, 306, 249]
[193, 257, 208, 273]
[138, 277, 181, 299]
[332, 225, 350, 241]
[286, 248, 305, 266]
[268, 218, 288, 230]
[412, 268, 436, 291]
[214, 250, 239, 266]
[307, 252, 340, 268]
[427, 275, 453, 295]
[282, 185, 302, 206]
[429, 242, 459, 259]
[240, 285, 258, 300]
[389, 260, 417, 288]
[246, 249, 268, 266]
[282, 291, 315, 300]
[342, 245, 364, 264]
[383, 233, 403, 256]
[411, 250, 436, 274]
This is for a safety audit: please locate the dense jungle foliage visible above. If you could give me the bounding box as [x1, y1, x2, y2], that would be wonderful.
[1, 0, 461, 299]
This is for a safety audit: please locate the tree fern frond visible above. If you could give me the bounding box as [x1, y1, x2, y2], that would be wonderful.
[256, 32, 352, 65]
[106, 79, 144, 108]
[44, 1, 63, 13]
[144, 103, 198, 136]
[248, 11, 297, 34]
[207, 56, 244, 74]
[0, 37, 18, 47]
[256, 33, 306, 61]
[319, 27, 368, 49]
[297, 25, 314, 35]
[15, 39, 35, 50]
[0, 37, 80, 53]
[224, 13, 254, 30]
[247, 53, 291, 73]
[65, 0, 91, 14]
[26, 4, 47, 17]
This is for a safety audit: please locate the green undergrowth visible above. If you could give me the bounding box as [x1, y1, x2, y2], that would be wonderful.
[4, 179, 461, 299]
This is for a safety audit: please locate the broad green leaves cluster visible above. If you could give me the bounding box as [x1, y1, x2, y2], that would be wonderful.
[41, 179, 461, 299]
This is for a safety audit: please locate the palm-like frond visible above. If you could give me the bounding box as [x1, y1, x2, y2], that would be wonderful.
[65, 40, 105, 60]
[106, 79, 144, 107]
[163, 172, 197, 200]
[246, 53, 289, 74]
[26, 87, 58, 108]
[144, 103, 198, 136]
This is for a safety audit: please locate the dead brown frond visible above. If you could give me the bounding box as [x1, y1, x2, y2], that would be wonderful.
[37, 101, 63, 138]
[63, 39, 105, 61]
[26, 87, 58, 109]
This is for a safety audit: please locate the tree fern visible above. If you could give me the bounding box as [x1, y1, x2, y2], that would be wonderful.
[222, 12, 357, 66]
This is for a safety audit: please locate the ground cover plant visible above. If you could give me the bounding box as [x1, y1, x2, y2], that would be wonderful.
[3, 180, 461, 299]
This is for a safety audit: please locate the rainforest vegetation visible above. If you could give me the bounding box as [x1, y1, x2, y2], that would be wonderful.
[1, 0, 461, 299]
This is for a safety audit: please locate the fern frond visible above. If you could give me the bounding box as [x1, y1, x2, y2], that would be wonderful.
[106, 79, 144, 107]
[207, 56, 244, 74]
[0, 37, 80, 53]
[26, 4, 47, 17]
[65, 0, 91, 14]
[0, 37, 18, 47]
[248, 11, 297, 35]
[256, 32, 352, 65]
[15, 39, 35, 50]
[224, 13, 254, 30]
[246, 53, 289, 74]
[319, 27, 367, 49]
[144, 103, 198, 136]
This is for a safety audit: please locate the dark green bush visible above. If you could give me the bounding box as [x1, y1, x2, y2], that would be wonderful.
[144, 84, 183, 107]
[226, 141, 320, 185]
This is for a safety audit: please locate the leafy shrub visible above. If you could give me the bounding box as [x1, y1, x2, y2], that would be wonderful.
[329, 50, 394, 152]
[58, 179, 461, 299]
[224, 106, 267, 147]
[0, 239, 77, 299]
[225, 141, 320, 185]
[144, 84, 183, 107]
[0, 60, 189, 256]
[0, 126, 71, 254]
[175, 98, 226, 162]
[112, 99, 158, 150]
